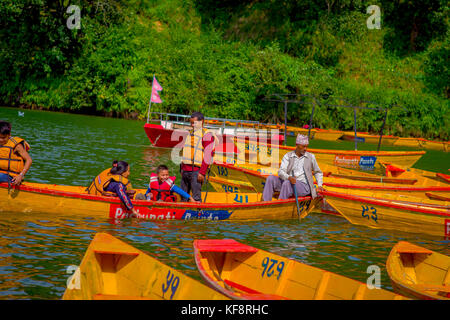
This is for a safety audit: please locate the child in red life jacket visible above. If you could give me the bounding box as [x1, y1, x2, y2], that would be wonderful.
[145, 165, 197, 203]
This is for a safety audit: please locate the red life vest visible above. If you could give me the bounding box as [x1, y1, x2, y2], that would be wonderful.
[149, 173, 176, 202]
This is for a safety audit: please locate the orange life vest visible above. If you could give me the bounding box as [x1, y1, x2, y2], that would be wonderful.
[181, 128, 218, 167]
[149, 172, 176, 202]
[0, 137, 31, 177]
[87, 168, 130, 197]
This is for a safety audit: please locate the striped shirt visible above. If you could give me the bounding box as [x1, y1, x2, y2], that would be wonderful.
[105, 181, 133, 210]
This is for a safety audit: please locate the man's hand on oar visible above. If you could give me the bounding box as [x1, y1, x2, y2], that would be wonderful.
[291, 179, 302, 222]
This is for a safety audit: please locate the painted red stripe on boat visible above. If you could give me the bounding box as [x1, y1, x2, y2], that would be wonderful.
[195, 239, 258, 253]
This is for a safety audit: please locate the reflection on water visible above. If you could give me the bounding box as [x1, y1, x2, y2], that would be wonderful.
[0, 107, 449, 300]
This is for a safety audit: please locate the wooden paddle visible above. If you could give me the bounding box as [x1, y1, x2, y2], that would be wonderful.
[292, 182, 302, 222]
[203, 167, 212, 203]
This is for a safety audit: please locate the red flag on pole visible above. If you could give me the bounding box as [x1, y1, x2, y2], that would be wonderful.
[151, 87, 162, 103]
[152, 76, 163, 91]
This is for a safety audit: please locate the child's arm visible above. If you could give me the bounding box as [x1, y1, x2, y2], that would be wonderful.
[171, 185, 197, 202]
[144, 185, 152, 199]
[11, 143, 32, 185]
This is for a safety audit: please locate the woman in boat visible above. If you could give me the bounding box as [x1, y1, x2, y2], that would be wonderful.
[0, 120, 32, 185]
[87, 160, 138, 216]
[142, 164, 197, 203]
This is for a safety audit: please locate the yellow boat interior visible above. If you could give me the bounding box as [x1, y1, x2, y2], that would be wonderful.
[63, 233, 228, 300]
[387, 242, 450, 300]
[195, 239, 407, 300]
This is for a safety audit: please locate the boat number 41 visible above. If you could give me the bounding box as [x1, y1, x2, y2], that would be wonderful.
[361, 205, 378, 223]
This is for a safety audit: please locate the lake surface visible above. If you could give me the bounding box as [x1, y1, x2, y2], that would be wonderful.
[0, 106, 448, 300]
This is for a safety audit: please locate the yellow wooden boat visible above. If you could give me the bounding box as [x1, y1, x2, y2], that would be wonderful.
[322, 187, 450, 208]
[213, 161, 385, 184]
[0, 181, 321, 221]
[286, 127, 344, 141]
[417, 139, 450, 152]
[342, 133, 449, 152]
[233, 138, 426, 168]
[210, 162, 450, 198]
[436, 173, 450, 184]
[426, 192, 450, 202]
[322, 190, 450, 238]
[209, 176, 256, 194]
[208, 171, 450, 212]
[242, 124, 448, 152]
[341, 133, 399, 145]
[386, 241, 450, 300]
[341, 133, 449, 152]
[63, 233, 229, 300]
[378, 162, 450, 186]
[393, 137, 422, 149]
[193, 239, 408, 300]
[232, 124, 343, 141]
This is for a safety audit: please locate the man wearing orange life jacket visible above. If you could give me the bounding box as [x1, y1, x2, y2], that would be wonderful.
[0, 121, 32, 185]
[144, 165, 196, 202]
[179, 112, 217, 202]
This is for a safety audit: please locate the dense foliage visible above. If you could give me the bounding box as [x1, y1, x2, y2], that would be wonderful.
[0, 0, 449, 140]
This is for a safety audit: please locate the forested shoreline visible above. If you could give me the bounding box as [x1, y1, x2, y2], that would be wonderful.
[1, 0, 449, 140]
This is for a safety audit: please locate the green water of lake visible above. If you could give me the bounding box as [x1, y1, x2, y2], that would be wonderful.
[0, 106, 449, 300]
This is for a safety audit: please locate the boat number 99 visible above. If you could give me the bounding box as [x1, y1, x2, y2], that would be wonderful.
[162, 270, 179, 300]
[261, 257, 285, 280]
[361, 205, 378, 223]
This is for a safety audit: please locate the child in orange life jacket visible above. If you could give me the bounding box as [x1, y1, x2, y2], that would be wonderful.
[0, 121, 32, 185]
[145, 165, 197, 203]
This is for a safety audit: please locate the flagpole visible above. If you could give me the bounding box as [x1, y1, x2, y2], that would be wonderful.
[147, 74, 155, 123]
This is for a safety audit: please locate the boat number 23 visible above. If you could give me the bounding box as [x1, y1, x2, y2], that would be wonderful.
[261, 257, 285, 280]
[361, 205, 378, 223]
[162, 270, 179, 300]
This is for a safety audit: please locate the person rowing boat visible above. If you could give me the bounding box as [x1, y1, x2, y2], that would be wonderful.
[262, 134, 323, 201]
[179, 112, 218, 202]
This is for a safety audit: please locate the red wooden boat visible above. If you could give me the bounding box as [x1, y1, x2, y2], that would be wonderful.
[143, 123, 188, 148]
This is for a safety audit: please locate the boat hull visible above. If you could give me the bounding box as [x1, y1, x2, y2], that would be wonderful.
[323, 190, 450, 238]
[143, 124, 427, 168]
[143, 123, 187, 148]
[0, 182, 321, 221]
[210, 162, 450, 196]
[234, 139, 426, 168]
[341, 134, 399, 145]
[386, 241, 450, 300]
[286, 127, 343, 141]
[194, 239, 408, 300]
[63, 233, 228, 300]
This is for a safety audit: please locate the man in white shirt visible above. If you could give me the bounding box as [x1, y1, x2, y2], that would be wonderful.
[263, 134, 323, 201]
